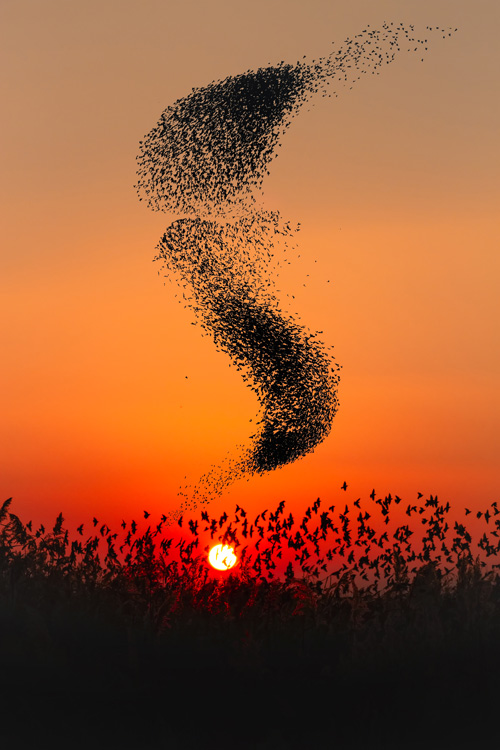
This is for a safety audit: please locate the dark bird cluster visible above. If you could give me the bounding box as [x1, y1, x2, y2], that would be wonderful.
[136, 23, 456, 513]
[156, 215, 339, 485]
[136, 23, 456, 217]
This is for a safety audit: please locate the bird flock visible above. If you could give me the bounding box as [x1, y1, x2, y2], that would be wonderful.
[135, 23, 457, 513]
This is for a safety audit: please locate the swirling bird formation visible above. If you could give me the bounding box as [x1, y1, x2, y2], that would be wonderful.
[135, 23, 456, 511]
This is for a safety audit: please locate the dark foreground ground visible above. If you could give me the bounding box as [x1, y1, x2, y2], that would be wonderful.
[2, 577, 500, 750]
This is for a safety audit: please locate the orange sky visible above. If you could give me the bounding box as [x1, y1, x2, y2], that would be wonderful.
[1, 0, 499, 532]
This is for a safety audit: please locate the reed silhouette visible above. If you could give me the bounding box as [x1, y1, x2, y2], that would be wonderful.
[1, 492, 500, 748]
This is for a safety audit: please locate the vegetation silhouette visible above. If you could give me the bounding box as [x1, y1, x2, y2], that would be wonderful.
[2, 492, 500, 748]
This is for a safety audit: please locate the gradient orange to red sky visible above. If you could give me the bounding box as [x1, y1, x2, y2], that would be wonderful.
[2, 0, 499, 532]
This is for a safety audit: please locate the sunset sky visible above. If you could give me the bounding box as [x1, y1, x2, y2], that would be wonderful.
[2, 0, 499, 532]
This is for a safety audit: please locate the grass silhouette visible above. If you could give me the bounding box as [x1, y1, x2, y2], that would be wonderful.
[1, 492, 500, 749]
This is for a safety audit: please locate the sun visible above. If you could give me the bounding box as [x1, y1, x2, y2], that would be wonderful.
[208, 544, 237, 571]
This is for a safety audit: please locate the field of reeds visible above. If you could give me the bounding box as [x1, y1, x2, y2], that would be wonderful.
[1, 492, 500, 749]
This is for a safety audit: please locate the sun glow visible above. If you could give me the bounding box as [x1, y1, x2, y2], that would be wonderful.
[208, 544, 237, 571]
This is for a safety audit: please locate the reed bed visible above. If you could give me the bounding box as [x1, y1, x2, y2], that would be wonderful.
[1, 492, 500, 749]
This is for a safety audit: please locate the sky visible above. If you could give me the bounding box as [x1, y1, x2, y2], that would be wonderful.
[1, 0, 499, 532]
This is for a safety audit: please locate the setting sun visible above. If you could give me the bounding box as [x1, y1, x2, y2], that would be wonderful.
[208, 544, 238, 571]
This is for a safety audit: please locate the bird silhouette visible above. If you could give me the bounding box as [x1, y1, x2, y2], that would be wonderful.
[136, 22, 456, 515]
